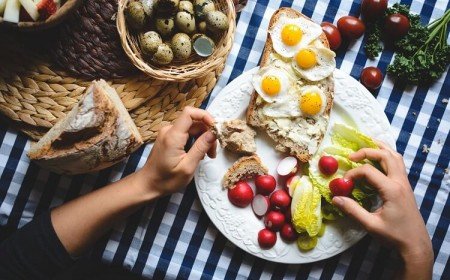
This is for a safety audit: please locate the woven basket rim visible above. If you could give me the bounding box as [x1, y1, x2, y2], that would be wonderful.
[0, 0, 82, 31]
[117, 0, 236, 82]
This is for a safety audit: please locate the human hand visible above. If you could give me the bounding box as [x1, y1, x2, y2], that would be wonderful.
[331, 142, 433, 278]
[136, 107, 217, 196]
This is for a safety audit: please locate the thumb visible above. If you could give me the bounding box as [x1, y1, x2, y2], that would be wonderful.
[332, 196, 373, 229]
[183, 131, 217, 166]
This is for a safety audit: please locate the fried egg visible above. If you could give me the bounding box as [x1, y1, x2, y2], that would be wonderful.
[269, 16, 322, 58]
[252, 66, 293, 103]
[292, 46, 336, 81]
[298, 85, 327, 116]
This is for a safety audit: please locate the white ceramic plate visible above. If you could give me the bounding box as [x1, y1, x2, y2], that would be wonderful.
[194, 68, 395, 264]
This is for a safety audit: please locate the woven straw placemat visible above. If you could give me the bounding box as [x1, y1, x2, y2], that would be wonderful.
[0, 38, 225, 142]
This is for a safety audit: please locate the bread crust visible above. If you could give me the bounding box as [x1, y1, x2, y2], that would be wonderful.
[246, 8, 334, 162]
[222, 155, 268, 188]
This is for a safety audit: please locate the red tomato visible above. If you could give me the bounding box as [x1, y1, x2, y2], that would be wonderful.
[321, 22, 342, 50]
[361, 0, 388, 22]
[385, 13, 410, 39]
[360, 67, 384, 90]
[337, 16, 366, 40]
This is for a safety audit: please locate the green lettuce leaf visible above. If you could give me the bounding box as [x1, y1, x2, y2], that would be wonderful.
[331, 123, 378, 151]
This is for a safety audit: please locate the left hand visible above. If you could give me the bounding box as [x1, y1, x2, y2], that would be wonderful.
[136, 107, 217, 196]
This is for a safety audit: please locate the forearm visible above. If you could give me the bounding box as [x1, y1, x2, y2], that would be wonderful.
[51, 171, 158, 257]
[398, 244, 434, 280]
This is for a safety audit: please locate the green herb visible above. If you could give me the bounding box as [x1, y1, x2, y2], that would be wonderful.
[388, 8, 450, 84]
[364, 23, 382, 59]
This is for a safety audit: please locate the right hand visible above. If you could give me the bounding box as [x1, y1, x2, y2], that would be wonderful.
[331, 142, 433, 278]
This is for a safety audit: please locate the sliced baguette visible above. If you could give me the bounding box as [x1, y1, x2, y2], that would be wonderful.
[28, 80, 143, 175]
[246, 8, 334, 162]
[222, 155, 268, 189]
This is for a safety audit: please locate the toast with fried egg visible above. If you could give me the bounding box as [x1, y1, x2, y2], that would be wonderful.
[247, 8, 334, 162]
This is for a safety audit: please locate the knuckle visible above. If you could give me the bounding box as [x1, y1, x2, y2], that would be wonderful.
[179, 166, 193, 176]
[362, 164, 373, 173]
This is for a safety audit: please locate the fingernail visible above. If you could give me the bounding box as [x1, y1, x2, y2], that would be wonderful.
[332, 197, 345, 207]
[205, 131, 216, 143]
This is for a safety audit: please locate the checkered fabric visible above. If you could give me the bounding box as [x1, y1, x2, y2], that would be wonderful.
[1, 0, 449, 279]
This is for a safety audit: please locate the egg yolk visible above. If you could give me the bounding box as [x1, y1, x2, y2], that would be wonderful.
[261, 75, 281, 96]
[296, 49, 317, 69]
[281, 24, 303, 46]
[300, 92, 323, 115]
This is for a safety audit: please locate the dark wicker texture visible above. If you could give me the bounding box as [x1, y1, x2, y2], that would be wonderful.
[53, 0, 136, 79]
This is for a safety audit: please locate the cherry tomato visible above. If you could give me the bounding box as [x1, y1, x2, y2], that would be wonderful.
[385, 13, 410, 39]
[361, 0, 388, 22]
[360, 67, 383, 90]
[337, 16, 366, 40]
[321, 22, 342, 50]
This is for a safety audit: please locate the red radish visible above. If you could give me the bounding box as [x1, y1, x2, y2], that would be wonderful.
[277, 157, 298, 177]
[258, 229, 277, 249]
[252, 194, 270, 217]
[36, 0, 57, 20]
[329, 178, 354, 197]
[280, 223, 298, 242]
[285, 175, 301, 197]
[264, 211, 285, 231]
[284, 209, 292, 223]
[228, 181, 254, 207]
[270, 190, 291, 210]
[255, 175, 276, 195]
[319, 156, 339, 176]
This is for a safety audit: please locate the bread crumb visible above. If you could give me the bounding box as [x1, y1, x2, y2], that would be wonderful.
[437, 118, 441, 122]
[442, 98, 449, 104]
[412, 112, 417, 116]
[445, 168, 449, 174]
[422, 144, 429, 153]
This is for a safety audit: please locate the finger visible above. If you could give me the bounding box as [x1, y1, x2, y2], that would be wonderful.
[349, 148, 396, 174]
[332, 196, 376, 231]
[188, 122, 209, 137]
[374, 140, 395, 153]
[207, 140, 217, 158]
[172, 107, 214, 133]
[344, 164, 390, 196]
[182, 131, 217, 167]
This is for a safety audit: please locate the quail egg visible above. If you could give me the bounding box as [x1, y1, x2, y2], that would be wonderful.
[179, 1, 194, 14]
[198, 21, 207, 33]
[125, 1, 147, 30]
[206, 10, 229, 32]
[171, 33, 192, 60]
[156, 17, 175, 37]
[194, 0, 215, 19]
[193, 34, 215, 57]
[140, 31, 163, 55]
[141, 0, 157, 16]
[152, 43, 174, 65]
[157, 0, 179, 15]
[175, 11, 196, 34]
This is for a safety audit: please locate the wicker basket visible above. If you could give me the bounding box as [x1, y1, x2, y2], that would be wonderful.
[0, 0, 82, 31]
[117, 0, 236, 82]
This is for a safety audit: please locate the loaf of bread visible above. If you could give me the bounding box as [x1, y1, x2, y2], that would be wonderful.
[28, 80, 143, 175]
[222, 155, 268, 189]
[246, 8, 334, 162]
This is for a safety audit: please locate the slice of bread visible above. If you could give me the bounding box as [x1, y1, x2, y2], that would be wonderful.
[222, 155, 268, 189]
[28, 80, 143, 175]
[246, 8, 334, 162]
[212, 119, 257, 155]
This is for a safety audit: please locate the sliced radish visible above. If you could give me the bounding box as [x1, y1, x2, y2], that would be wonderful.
[277, 156, 298, 177]
[252, 194, 270, 217]
[285, 175, 301, 197]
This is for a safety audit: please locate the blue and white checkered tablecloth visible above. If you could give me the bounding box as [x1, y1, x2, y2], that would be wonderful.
[1, 0, 449, 279]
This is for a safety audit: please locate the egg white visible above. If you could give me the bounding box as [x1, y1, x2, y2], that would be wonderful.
[252, 66, 294, 103]
[292, 46, 336, 81]
[269, 16, 323, 58]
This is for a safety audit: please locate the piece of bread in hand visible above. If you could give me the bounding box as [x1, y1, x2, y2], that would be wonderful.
[246, 8, 334, 162]
[212, 119, 256, 155]
[222, 155, 268, 189]
[28, 80, 143, 175]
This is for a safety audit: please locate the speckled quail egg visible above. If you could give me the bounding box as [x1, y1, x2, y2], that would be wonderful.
[194, 0, 215, 19]
[192, 34, 215, 57]
[156, 17, 175, 36]
[152, 43, 174, 64]
[175, 11, 196, 34]
[171, 33, 192, 60]
[198, 21, 207, 32]
[206, 11, 229, 32]
[125, 1, 147, 30]
[157, 0, 179, 15]
[179, 1, 194, 14]
[140, 31, 163, 55]
[141, 0, 157, 16]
